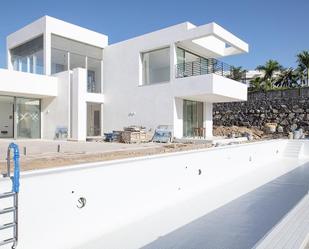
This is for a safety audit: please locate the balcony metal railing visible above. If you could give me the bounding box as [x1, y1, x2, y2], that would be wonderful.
[175, 58, 246, 83]
[87, 80, 98, 93]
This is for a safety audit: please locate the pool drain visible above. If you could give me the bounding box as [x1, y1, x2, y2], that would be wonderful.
[77, 197, 86, 209]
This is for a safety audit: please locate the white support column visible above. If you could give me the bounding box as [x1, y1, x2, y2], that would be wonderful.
[100, 59, 104, 93]
[67, 52, 71, 138]
[85, 56, 88, 92]
[71, 68, 87, 141]
[27, 56, 31, 73]
[7, 43, 12, 70]
[33, 55, 37, 74]
[100, 103, 104, 136]
[40, 99, 43, 139]
[44, 32, 51, 75]
[67, 52, 70, 71]
[204, 102, 213, 138]
[13, 97, 17, 139]
[18, 60, 22, 72]
[170, 43, 177, 81]
[173, 97, 183, 138]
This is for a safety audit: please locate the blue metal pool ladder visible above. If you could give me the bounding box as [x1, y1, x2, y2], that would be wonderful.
[0, 143, 20, 249]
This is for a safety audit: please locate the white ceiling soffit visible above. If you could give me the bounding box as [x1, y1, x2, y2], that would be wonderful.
[179, 23, 249, 58]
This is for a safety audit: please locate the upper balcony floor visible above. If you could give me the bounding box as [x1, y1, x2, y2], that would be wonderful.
[0, 68, 58, 98]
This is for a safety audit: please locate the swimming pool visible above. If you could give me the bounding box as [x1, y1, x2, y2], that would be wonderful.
[0, 139, 308, 249]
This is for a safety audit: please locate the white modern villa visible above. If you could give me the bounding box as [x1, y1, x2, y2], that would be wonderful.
[0, 16, 248, 141]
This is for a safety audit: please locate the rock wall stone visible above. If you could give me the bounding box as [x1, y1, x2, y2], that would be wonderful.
[213, 88, 309, 132]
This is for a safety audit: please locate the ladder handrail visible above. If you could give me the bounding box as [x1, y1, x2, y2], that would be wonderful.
[7, 143, 20, 194]
[2, 143, 20, 249]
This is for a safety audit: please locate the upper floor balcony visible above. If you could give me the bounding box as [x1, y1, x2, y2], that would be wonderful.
[172, 56, 247, 102]
[175, 57, 246, 83]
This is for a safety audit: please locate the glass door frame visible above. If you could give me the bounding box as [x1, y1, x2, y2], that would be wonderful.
[14, 97, 41, 139]
[183, 99, 204, 137]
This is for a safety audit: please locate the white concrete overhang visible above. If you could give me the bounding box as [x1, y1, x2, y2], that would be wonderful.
[173, 73, 247, 102]
[85, 92, 104, 103]
[7, 15, 108, 51]
[0, 69, 58, 98]
[177, 22, 249, 58]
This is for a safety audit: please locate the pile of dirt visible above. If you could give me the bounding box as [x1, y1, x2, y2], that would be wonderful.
[213, 126, 265, 140]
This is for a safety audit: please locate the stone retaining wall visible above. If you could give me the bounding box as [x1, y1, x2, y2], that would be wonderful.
[213, 88, 309, 132]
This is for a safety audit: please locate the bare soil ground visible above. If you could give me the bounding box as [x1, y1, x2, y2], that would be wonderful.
[1, 143, 213, 172]
[213, 125, 264, 139]
[213, 125, 287, 140]
[0, 126, 286, 173]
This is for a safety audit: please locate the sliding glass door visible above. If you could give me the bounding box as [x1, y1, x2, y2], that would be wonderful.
[87, 103, 101, 137]
[183, 100, 203, 137]
[16, 98, 41, 139]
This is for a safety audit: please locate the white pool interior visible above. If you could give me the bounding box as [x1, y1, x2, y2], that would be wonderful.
[0, 139, 309, 249]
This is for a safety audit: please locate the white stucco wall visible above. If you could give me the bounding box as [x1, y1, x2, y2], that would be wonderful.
[41, 71, 70, 139]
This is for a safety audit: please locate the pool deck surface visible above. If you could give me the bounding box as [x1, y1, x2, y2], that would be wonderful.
[0, 139, 213, 171]
[141, 162, 309, 249]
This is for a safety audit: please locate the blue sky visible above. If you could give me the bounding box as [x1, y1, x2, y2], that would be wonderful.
[0, 0, 308, 70]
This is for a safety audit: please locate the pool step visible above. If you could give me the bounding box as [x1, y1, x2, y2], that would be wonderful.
[283, 141, 304, 158]
[0, 222, 16, 231]
[0, 207, 16, 215]
[0, 192, 15, 199]
[0, 238, 16, 247]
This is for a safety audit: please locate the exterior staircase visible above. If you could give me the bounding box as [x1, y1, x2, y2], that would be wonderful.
[283, 141, 304, 158]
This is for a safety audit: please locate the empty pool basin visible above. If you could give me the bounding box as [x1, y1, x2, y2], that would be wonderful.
[0, 139, 308, 249]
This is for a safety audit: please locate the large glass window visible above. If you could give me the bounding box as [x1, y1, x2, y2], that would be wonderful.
[177, 47, 202, 64]
[70, 53, 86, 69]
[51, 34, 103, 93]
[87, 57, 101, 93]
[176, 47, 209, 77]
[51, 48, 68, 74]
[142, 47, 170, 85]
[16, 98, 41, 139]
[11, 35, 44, 75]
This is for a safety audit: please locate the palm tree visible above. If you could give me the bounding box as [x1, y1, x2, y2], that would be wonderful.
[256, 59, 283, 80]
[249, 77, 263, 92]
[274, 68, 299, 88]
[296, 64, 307, 86]
[228, 66, 247, 81]
[296, 51, 309, 86]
